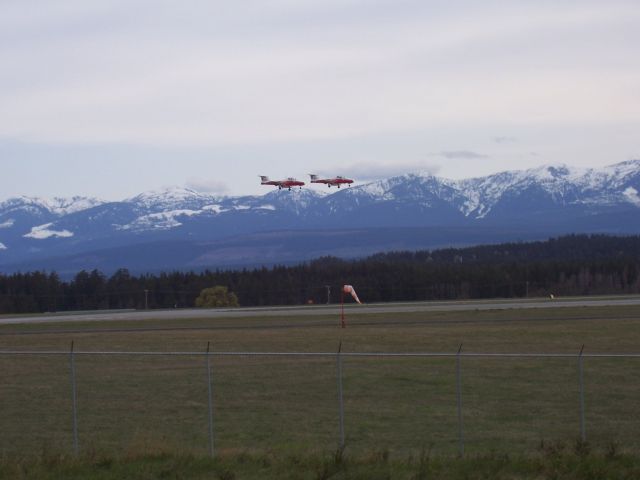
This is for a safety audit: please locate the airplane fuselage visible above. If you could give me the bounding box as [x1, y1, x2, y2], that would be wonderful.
[309, 175, 354, 188]
[260, 176, 305, 190]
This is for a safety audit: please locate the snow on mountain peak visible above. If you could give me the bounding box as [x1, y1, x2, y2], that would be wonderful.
[602, 159, 640, 180]
[348, 177, 398, 199]
[45, 196, 104, 215]
[0, 196, 55, 215]
[137, 186, 204, 198]
[127, 186, 220, 213]
[443, 161, 640, 218]
[0, 195, 103, 216]
[116, 209, 203, 232]
[262, 188, 325, 207]
[129, 186, 204, 202]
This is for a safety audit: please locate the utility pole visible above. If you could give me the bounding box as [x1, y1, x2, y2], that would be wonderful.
[144, 289, 149, 310]
[325, 285, 331, 304]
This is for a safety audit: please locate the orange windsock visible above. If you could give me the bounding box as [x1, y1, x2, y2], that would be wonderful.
[343, 285, 362, 304]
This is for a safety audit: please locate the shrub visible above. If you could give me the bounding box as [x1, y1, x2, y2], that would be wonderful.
[195, 286, 239, 308]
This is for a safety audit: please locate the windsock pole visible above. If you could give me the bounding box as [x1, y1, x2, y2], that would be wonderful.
[341, 285, 362, 328]
[341, 289, 345, 328]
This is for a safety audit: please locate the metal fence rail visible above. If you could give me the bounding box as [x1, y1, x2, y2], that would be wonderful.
[3, 350, 640, 357]
[1, 346, 639, 456]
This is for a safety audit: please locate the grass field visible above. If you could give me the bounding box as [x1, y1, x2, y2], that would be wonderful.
[3, 449, 640, 480]
[1, 304, 640, 460]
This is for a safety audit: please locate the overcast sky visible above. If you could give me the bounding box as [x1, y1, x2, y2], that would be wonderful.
[1, 0, 639, 200]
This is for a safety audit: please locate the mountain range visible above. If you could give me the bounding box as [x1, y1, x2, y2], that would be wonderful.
[1, 160, 640, 275]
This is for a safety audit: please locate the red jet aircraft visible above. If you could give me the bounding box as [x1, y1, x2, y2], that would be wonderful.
[309, 174, 354, 188]
[259, 176, 305, 190]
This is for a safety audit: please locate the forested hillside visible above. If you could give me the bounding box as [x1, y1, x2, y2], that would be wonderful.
[1, 235, 639, 314]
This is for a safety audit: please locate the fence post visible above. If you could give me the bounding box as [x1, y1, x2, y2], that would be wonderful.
[456, 344, 464, 456]
[578, 344, 586, 442]
[206, 342, 215, 457]
[337, 341, 345, 449]
[69, 341, 79, 455]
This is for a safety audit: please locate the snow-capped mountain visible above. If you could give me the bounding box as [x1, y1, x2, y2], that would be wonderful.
[0, 195, 104, 217]
[453, 161, 640, 219]
[1, 160, 639, 274]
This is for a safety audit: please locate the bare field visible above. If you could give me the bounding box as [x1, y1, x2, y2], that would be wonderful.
[1, 305, 639, 457]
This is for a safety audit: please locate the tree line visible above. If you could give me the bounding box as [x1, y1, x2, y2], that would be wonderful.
[1, 234, 639, 314]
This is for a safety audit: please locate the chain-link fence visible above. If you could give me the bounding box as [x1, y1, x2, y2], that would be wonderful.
[1, 346, 639, 457]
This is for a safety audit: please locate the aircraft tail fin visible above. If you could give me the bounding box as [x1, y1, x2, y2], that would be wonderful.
[259, 175, 269, 183]
[309, 174, 319, 181]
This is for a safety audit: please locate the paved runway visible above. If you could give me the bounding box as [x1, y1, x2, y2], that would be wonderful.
[2, 296, 640, 326]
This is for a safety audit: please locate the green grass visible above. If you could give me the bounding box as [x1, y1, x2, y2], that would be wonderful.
[1, 305, 640, 458]
[2, 446, 640, 480]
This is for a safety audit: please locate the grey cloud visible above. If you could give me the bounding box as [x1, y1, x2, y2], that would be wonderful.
[185, 178, 229, 194]
[2, 2, 638, 148]
[439, 151, 488, 160]
[338, 162, 441, 181]
[493, 136, 517, 144]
